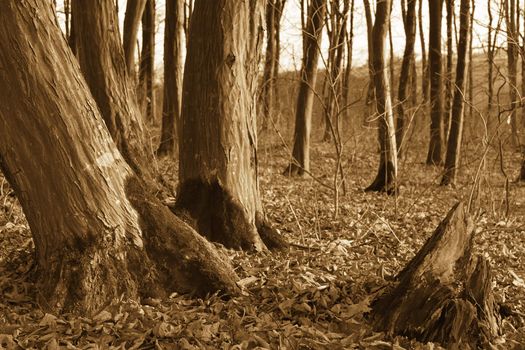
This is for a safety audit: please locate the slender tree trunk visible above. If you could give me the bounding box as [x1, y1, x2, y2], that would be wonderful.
[442, 0, 470, 185]
[178, 0, 286, 250]
[505, 0, 519, 147]
[260, 0, 286, 131]
[468, 0, 475, 119]
[365, 0, 398, 194]
[363, 0, 376, 124]
[157, 0, 185, 156]
[71, 0, 153, 180]
[419, 0, 429, 103]
[444, 0, 454, 143]
[322, 0, 350, 142]
[123, 0, 147, 76]
[284, 0, 326, 176]
[342, 0, 355, 120]
[396, 0, 417, 156]
[0, 0, 238, 314]
[487, 0, 494, 115]
[426, 0, 444, 165]
[139, 0, 156, 121]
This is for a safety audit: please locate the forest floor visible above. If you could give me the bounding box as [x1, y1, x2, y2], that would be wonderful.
[1, 128, 525, 349]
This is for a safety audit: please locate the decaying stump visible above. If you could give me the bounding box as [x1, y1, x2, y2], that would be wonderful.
[371, 202, 501, 348]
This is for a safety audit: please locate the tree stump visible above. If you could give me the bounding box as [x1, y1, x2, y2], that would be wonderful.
[370, 202, 501, 348]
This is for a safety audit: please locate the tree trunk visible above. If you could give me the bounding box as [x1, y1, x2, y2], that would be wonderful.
[443, 0, 454, 144]
[157, 0, 185, 157]
[260, 0, 286, 131]
[418, 0, 429, 103]
[363, 0, 376, 125]
[123, 0, 147, 76]
[178, 0, 287, 251]
[138, 0, 156, 121]
[284, 0, 326, 176]
[396, 0, 417, 156]
[71, 0, 153, 180]
[371, 203, 501, 348]
[322, 0, 350, 142]
[505, 0, 519, 147]
[0, 0, 238, 314]
[342, 0, 355, 120]
[487, 0, 494, 116]
[441, 0, 470, 186]
[426, 0, 444, 166]
[365, 0, 398, 194]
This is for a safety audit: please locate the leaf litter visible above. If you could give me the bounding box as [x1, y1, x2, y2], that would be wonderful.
[0, 138, 525, 349]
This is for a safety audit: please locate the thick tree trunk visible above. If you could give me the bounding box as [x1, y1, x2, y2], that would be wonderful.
[157, 0, 185, 156]
[284, 0, 326, 176]
[371, 203, 501, 348]
[441, 0, 470, 185]
[365, 0, 397, 194]
[396, 0, 417, 156]
[138, 0, 156, 121]
[123, 0, 147, 76]
[0, 0, 238, 314]
[426, 0, 444, 165]
[178, 0, 287, 250]
[487, 0, 494, 116]
[71, 0, 153, 180]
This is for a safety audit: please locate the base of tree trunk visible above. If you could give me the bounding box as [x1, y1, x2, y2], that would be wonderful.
[282, 163, 306, 177]
[36, 176, 239, 314]
[174, 178, 287, 251]
[365, 160, 396, 195]
[370, 203, 501, 348]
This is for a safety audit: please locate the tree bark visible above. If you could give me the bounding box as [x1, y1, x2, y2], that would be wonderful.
[396, 0, 417, 156]
[157, 0, 185, 156]
[71, 0, 153, 180]
[342, 0, 355, 120]
[505, 0, 519, 147]
[363, 0, 376, 124]
[260, 0, 286, 131]
[443, 0, 454, 144]
[426, 0, 444, 165]
[441, 0, 470, 185]
[371, 203, 501, 348]
[178, 0, 287, 250]
[418, 0, 429, 103]
[138, 0, 156, 121]
[123, 0, 147, 76]
[0, 0, 238, 314]
[284, 0, 326, 176]
[365, 0, 398, 194]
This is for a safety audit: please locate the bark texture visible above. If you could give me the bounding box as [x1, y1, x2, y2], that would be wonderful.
[138, 0, 156, 121]
[396, 0, 417, 155]
[178, 0, 286, 250]
[260, 0, 286, 131]
[365, 0, 397, 194]
[441, 0, 470, 185]
[426, 0, 444, 165]
[371, 203, 501, 348]
[71, 0, 152, 178]
[0, 0, 238, 314]
[285, 0, 326, 176]
[123, 0, 147, 75]
[157, 0, 185, 156]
